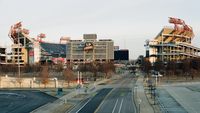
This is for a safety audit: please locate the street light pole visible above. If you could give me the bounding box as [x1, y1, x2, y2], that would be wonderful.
[154, 87, 156, 105]
[138, 99, 142, 113]
[161, 34, 164, 62]
[17, 31, 21, 87]
[134, 85, 138, 99]
[134, 85, 139, 113]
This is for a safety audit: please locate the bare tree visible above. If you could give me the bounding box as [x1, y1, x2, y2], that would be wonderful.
[191, 58, 200, 79]
[166, 61, 176, 78]
[16, 78, 23, 88]
[10, 64, 18, 77]
[91, 62, 98, 81]
[100, 62, 115, 79]
[154, 60, 164, 72]
[63, 65, 74, 87]
[55, 62, 63, 76]
[40, 66, 49, 88]
[182, 59, 191, 80]
[141, 58, 152, 76]
[0, 76, 2, 88]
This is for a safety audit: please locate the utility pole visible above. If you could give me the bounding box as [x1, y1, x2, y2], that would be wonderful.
[77, 71, 79, 84]
[161, 34, 164, 62]
[17, 30, 21, 87]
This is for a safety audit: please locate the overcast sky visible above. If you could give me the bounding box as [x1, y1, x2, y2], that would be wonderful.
[0, 0, 200, 59]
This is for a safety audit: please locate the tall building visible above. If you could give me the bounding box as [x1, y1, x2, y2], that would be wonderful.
[8, 23, 114, 65]
[9, 22, 33, 65]
[10, 44, 27, 65]
[66, 34, 114, 63]
[8, 22, 67, 65]
[0, 47, 7, 64]
[145, 17, 200, 63]
[114, 49, 129, 61]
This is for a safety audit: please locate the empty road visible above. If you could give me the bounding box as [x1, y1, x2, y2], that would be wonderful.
[70, 73, 137, 113]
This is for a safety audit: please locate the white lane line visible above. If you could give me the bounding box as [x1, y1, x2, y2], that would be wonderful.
[75, 98, 92, 113]
[131, 88, 137, 113]
[94, 88, 115, 113]
[118, 98, 124, 113]
[112, 99, 119, 113]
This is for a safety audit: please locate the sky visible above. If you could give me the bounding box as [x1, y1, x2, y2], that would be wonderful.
[0, 0, 200, 59]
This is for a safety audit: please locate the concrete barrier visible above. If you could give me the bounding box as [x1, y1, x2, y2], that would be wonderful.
[0, 76, 77, 88]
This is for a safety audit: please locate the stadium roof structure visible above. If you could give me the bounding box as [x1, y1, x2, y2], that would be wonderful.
[40, 42, 67, 58]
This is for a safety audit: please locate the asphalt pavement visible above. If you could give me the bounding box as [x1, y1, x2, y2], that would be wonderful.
[69, 88, 112, 113]
[79, 74, 136, 113]
[95, 88, 135, 113]
[157, 88, 187, 113]
[69, 72, 137, 113]
[96, 74, 137, 113]
[0, 90, 57, 113]
[163, 84, 200, 113]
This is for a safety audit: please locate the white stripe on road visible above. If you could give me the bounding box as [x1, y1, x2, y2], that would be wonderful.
[112, 99, 119, 113]
[75, 98, 92, 113]
[118, 98, 124, 113]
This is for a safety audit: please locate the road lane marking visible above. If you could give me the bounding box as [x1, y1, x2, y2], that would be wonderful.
[94, 88, 114, 113]
[112, 99, 119, 113]
[132, 85, 137, 113]
[118, 98, 124, 113]
[75, 97, 93, 113]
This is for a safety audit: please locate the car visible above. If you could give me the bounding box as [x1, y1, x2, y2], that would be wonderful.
[151, 71, 163, 77]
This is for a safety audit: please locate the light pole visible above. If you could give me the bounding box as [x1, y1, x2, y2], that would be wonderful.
[154, 87, 156, 105]
[134, 85, 138, 99]
[0, 76, 1, 88]
[161, 34, 164, 62]
[138, 99, 142, 113]
[134, 85, 139, 113]
[17, 30, 21, 87]
[155, 75, 158, 87]
[26, 42, 33, 64]
[54, 77, 58, 88]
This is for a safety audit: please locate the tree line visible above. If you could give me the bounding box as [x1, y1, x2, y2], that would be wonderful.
[141, 58, 200, 80]
[0, 62, 116, 87]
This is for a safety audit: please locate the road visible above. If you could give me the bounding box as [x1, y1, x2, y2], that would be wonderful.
[96, 75, 136, 113]
[69, 88, 112, 113]
[96, 88, 135, 113]
[69, 73, 137, 113]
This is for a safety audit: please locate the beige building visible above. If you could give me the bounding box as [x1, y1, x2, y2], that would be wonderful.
[10, 44, 28, 65]
[0, 47, 7, 64]
[66, 34, 114, 63]
[145, 18, 200, 63]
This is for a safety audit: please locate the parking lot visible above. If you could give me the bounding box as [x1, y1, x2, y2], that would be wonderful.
[0, 90, 57, 113]
[157, 82, 200, 113]
[157, 88, 187, 113]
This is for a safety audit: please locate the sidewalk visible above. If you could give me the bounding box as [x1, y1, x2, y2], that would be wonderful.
[135, 75, 154, 113]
